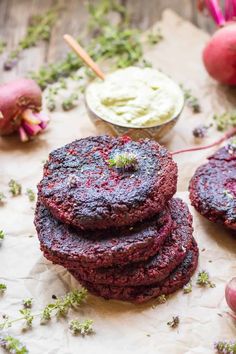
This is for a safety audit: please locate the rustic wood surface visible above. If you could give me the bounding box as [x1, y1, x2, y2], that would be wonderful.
[0, 0, 214, 83]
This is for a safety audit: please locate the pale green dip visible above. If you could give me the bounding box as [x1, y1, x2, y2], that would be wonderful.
[86, 67, 184, 128]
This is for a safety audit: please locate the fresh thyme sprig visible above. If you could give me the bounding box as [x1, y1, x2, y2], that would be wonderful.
[8, 180, 22, 197]
[0, 335, 28, 354]
[181, 85, 201, 113]
[4, 8, 58, 70]
[213, 111, 236, 131]
[0, 283, 7, 294]
[0, 230, 5, 240]
[26, 189, 35, 202]
[0, 289, 88, 330]
[196, 270, 216, 288]
[167, 316, 179, 329]
[69, 319, 94, 336]
[108, 153, 138, 171]
[215, 340, 236, 354]
[22, 298, 33, 309]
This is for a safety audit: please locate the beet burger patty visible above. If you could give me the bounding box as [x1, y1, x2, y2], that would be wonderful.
[70, 198, 194, 286]
[35, 201, 172, 268]
[37, 135, 177, 230]
[71, 240, 198, 304]
[189, 142, 236, 230]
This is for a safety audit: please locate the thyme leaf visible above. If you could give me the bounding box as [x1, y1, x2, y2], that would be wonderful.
[0, 40, 6, 55]
[213, 111, 236, 131]
[181, 85, 201, 113]
[0, 192, 6, 203]
[183, 282, 192, 294]
[215, 340, 236, 354]
[8, 180, 22, 197]
[69, 319, 94, 336]
[26, 189, 35, 202]
[167, 316, 179, 329]
[196, 270, 215, 288]
[0, 230, 5, 240]
[0, 283, 7, 294]
[0, 335, 28, 354]
[108, 153, 138, 171]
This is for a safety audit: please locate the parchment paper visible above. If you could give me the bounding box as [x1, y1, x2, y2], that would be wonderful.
[0, 10, 236, 354]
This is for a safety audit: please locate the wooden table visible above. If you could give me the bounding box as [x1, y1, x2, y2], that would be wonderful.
[0, 0, 214, 83]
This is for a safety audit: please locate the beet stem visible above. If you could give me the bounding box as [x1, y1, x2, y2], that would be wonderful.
[172, 127, 236, 156]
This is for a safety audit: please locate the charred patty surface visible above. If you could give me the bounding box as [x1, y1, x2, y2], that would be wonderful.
[37, 135, 177, 230]
[71, 240, 198, 303]
[189, 144, 236, 230]
[35, 201, 172, 268]
[70, 198, 193, 286]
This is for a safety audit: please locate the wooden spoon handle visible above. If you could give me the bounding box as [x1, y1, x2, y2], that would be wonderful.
[63, 34, 105, 80]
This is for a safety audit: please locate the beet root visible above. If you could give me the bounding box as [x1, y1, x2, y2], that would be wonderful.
[203, 23, 236, 86]
[0, 78, 49, 141]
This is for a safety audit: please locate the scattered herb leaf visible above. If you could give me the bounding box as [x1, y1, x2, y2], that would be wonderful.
[19, 308, 34, 330]
[26, 189, 35, 202]
[167, 316, 179, 329]
[213, 111, 236, 131]
[8, 180, 22, 197]
[196, 270, 216, 288]
[0, 230, 5, 240]
[0, 283, 7, 294]
[183, 282, 192, 294]
[69, 319, 94, 336]
[62, 93, 79, 111]
[0, 40, 6, 55]
[181, 85, 201, 113]
[0, 192, 6, 203]
[214, 340, 236, 353]
[147, 28, 163, 45]
[227, 137, 236, 153]
[0, 335, 28, 354]
[22, 298, 33, 309]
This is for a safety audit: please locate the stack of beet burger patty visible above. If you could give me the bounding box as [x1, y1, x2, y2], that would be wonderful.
[35, 135, 199, 303]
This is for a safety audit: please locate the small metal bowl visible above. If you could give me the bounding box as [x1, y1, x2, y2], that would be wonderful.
[85, 78, 185, 141]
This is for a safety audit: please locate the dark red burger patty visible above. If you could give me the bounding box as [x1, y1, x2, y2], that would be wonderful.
[70, 198, 193, 286]
[37, 135, 177, 230]
[71, 240, 198, 303]
[35, 201, 172, 268]
[189, 144, 236, 230]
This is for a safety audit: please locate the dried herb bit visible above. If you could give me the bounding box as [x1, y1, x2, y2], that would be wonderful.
[167, 316, 180, 329]
[108, 153, 138, 171]
[69, 319, 94, 336]
[8, 180, 22, 197]
[214, 340, 236, 354]
[0, 40, 6, 55]
[0, 335, 28, 354]
[183, 282, 192, 294]
[181, 85, 201, 113]
[192, 125, 209, 139]
[0, 283, 7, 294]
[0, 230, 5, 240]
[223, 190, 234, 199]
[62, 93, 79, 111]
[22, 298, 33, 309]
[0, 192, 6, 203]
[147, 28, 163, 45]
[213, 111, 236, 131]
[196, 270, 216, 288]
[41, 288, 88, 324]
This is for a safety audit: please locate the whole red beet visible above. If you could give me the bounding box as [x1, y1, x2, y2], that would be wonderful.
[203, 23, 236, 86]
[0, 78, 49, 141]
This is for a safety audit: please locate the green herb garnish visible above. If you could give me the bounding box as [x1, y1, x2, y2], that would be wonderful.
[8, 180, 22, 197]
[0, 230, 5, 240]
[69, 319, 94, 336]
[0, 289, 88, 330]
[147, 28, 163, 45]
[181, 85, 201, 113]
[183, 282, 192, 294]
[213, 112, 236, 131]
[215, 340, 236, 354]
[22, 298, 33, 309]
[0, 335, 28, 354]
[108, 153, 138, 171]
[0, 283, 7, 294]
[196, 270, 215, 288]
[62, 93, 79, 111]
[167, 316, 179, 329]
[26, 189, 35, 202]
